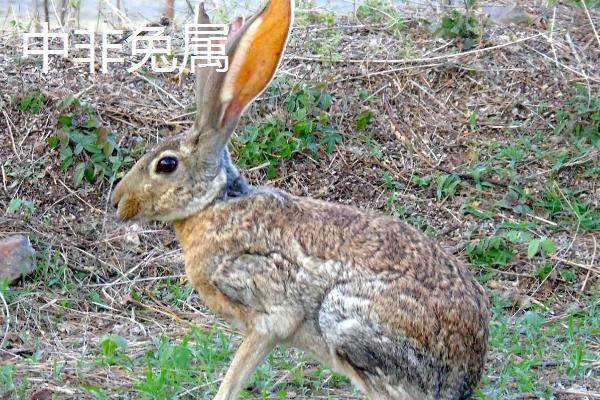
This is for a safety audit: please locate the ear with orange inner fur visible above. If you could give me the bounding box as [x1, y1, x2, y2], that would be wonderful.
[218, 0, 294, 130]
[228, 16, 245, 39]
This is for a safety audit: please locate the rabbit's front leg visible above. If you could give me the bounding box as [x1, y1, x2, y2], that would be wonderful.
[214, 331, 276, 400]
[210, 253, 304, 399]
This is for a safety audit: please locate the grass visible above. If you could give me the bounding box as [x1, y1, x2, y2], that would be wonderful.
[2, 263, 597, 399]
[480, 295, 600, 399]
[356, 0, 404, 34]
[1, 2, 599, 399]
[0, 296, 352, 400]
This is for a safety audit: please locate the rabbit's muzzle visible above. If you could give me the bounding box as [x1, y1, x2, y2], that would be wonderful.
[111, 182, 143, 221]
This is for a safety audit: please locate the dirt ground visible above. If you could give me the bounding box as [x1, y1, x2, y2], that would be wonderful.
[0, 1, 599, 399]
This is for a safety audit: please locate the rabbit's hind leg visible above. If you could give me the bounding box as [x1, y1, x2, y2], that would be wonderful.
[318, 281, 426, 400]
[324, 354, 414, 400]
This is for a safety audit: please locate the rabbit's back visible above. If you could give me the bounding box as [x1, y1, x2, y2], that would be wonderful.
[175, 188, 489, 399]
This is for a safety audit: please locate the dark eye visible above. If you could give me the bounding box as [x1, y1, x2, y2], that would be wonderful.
[156, 156, 178, 174]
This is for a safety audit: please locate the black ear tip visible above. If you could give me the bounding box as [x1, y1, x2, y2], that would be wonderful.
[197, 2, 210, 22]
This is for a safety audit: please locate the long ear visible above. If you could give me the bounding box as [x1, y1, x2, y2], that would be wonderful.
[190, 0, 294, 161]
[192, 2, 212, 107]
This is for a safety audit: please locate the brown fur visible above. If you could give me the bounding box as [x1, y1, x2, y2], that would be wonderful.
[111, 0, 489, 398]
[167, 189, 490, 399]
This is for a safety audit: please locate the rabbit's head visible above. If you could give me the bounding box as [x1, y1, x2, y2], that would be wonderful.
[111, 0, 293, 221]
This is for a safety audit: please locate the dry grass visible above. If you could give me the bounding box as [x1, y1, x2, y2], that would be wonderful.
[0, 1, 599, 399]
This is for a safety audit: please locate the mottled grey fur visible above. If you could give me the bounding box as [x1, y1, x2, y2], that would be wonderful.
[220, 149, 252, 198]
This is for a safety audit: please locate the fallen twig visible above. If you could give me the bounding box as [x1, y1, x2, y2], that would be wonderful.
[0, 290, 9, 349]
[581, 0, 600, 48]
[550, 254, 600, 276]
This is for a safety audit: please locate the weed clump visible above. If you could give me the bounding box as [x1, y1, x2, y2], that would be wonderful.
[47, 95, 143, 187]
[233, 83, 341, 177]
[435, 0, 481, 50]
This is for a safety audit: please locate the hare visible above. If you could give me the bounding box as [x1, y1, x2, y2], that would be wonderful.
[111, 0, 490, 398]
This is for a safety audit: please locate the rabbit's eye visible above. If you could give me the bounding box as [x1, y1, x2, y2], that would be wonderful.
[156, 157, 178, 174]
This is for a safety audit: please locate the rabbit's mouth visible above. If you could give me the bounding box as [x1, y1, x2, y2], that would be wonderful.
[113, 194, 143, 221]
[111, 181, 144, 221]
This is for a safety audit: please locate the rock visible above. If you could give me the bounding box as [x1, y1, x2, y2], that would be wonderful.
[30, 389, 53, 400]
[123, 223, 141, 247]
[484, 5, 534, 26]
[0, 235, 36, 284]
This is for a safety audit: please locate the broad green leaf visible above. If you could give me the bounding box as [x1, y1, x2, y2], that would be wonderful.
[320, 132, 342, 153]
[73, 162, 86, 187]
[74, 143, 84, 155]
[541, 238, 557, 254]
[7, 198, 22, 213]
[48, 135, 60, 148]
[527, 239, 541, 259]
[60, 94, 79, 109]
[320, 92, 332, 110]
[58, 114, 73, 127]
[84, 162, 95, 183]
[356, 111, 373, 130]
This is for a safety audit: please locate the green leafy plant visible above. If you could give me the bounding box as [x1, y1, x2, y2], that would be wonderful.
[555, 84, 600, 149]
[536, 183, 600, 231]
[234, 84, 341, 177]
[466, 234, 516, 268]
[356, 0, 404, 33]
[469, 111, 478, 131]
[84, 386, 110, 400]
[0, 363, 15, 392]
[356, 111, 374, 130]
[502, 229, 559, 262]
[294, 0, 336, 25]
[6, 197, 34, 215]
[136, 335, 195, 398]
[536, 264, 554, 279]
[89, 290, 110, 311]
[99, 335, 130, 366]
[133, 328, 234, 399]
[484, 300, 599, 398]
[12, 91, 45, 113]
[436, 1, 481, 50]
[358, 89, 370, 101]
[48, 95, 143, 187]
[436, 173, 461, 201]
[357, 132, 382, 158]
[8, 18, 30, 31]
[498, 189, 531, 215]
[526, 237, 557, 259]
[306, 28, 343, 61]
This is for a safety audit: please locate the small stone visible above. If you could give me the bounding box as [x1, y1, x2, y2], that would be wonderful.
[0, 235, 36, 284]
[484, 5, 534, 26]
[30, 389, 53, 400]
[123, 223, 142, 247]
[564, 302, 582, 315]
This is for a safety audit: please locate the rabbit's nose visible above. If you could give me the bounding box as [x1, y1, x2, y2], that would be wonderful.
[110, 189, 122, 210]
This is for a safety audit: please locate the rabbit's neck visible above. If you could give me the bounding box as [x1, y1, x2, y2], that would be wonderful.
[221, 148, 252, 199]
[224, 174, 252, 198]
